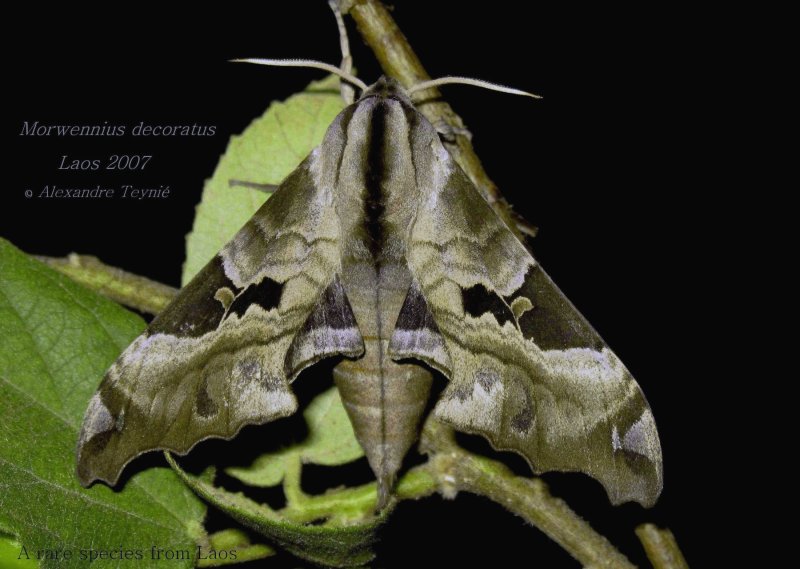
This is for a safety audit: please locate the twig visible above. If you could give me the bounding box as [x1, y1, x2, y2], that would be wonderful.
[636, 524, 690, 569]
[343, 0, 529, 242]
[421, 420, 637, 569]
[36, 253, 177, 315]
[329, 0, 356, 104]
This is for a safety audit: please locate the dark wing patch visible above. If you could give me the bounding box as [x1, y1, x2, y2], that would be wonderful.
[511, 265, 604, 351]
[463, 283, 515, 327]
[149, 255, 236, 338]
[284, 275, 364, 379]
[228, 276, 284, 318]
[388, 280, 451, 375]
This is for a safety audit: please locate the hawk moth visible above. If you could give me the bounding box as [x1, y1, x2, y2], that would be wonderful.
[76, 74, 662, 509]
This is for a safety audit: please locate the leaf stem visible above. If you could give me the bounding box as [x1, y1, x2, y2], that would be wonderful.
[636, 524, 690, 569]
[343, 0, 529, 241]
[281, 454, 309, 508]
[278, 465, 437, 525]
[36, 253, 177, 315]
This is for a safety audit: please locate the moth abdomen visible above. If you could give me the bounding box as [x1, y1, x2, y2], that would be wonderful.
[333, 340, 433, 509]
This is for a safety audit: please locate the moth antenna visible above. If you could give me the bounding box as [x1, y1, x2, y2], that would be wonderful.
[231, 58, 368, 92]
[408, 76, 542, 99]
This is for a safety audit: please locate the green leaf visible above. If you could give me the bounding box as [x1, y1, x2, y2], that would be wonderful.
[168, 456, 381, 568]
[197, 529, 275, 568]
[182, 75, 346, 284]
[0, 239, 206, 569]
[227, 387, 364, 487]
[0, 535, 38, 569]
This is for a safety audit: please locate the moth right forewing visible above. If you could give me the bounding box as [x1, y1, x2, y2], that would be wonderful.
[401, 128, 663, 507]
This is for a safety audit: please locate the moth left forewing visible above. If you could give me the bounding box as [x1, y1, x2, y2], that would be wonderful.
[397, 140, 663, 506]
[77, 153, 364, 487]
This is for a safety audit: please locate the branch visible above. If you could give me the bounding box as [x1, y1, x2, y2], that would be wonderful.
[343, 0, 531, 242]
[37, 253, 177, 315]
[636, 524, 690, 569]
[421, 420, 637, 569]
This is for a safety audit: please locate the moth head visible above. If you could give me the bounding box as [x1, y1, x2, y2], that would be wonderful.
[358, 76, 413, 105]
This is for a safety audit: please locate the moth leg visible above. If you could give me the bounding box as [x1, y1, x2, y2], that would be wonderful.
[328, 0, 356, 104]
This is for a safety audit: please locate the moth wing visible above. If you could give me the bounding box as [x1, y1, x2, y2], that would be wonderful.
[395, 149, 663, 506]
[77, 156, 364, 487]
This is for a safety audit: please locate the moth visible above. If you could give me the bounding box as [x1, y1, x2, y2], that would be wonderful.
[76, 63, 662, 509]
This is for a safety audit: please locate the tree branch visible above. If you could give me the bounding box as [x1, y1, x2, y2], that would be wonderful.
[421, 420, 637, 569]
[343, 0, 533, 242]
[636, 524, 690, 569]
[37, 253, 177, 315]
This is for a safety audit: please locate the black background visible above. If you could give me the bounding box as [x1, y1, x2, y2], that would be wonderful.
[6, 2, 721, 567]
